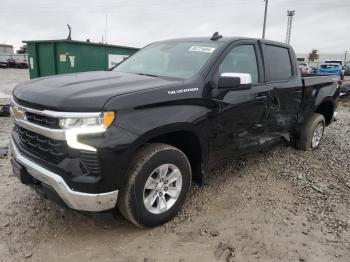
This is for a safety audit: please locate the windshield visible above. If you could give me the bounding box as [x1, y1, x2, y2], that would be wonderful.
[114, 41, 220, 79]
[320, 64, 339, 69]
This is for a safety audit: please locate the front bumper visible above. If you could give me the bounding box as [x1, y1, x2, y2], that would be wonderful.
[10, 138, 119, 212]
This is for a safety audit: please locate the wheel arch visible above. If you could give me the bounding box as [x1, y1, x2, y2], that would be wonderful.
[131, 123, 207, 185]
[315, 98, 335, 126]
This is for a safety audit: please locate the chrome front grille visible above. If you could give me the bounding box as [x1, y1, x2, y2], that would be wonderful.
[15, 125, 67, 164]
[11, 97, 101, 175]
[26, 111, 60, 129]
[15, 125, 100, 174]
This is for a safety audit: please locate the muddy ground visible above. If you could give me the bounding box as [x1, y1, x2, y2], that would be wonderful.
[1, 69, 350, 262]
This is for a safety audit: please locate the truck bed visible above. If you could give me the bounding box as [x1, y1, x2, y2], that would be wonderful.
[302, 75, 340, 87]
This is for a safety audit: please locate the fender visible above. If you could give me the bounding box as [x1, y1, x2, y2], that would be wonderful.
[314, 81, 339, 109]
[114, 122, 209, 187]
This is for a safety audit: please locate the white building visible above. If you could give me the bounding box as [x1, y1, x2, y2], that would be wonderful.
[296, 53, 349, 67]
[0, 44, 14, 55]
[0, 44, 27, 64]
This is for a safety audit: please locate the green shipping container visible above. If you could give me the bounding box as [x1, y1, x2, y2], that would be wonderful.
[23, 39, 139, 79]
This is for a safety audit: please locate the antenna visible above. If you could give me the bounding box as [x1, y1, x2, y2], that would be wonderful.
[210, 32, 222, 41]
[67, 24, 72, 40]
[285, 10, 295, 44]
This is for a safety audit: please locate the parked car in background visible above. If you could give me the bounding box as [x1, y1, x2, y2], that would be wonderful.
[345, 64, 350, 76]
[316, 63, 344, 80]
[5, 58, 28, 69]
[7, 58, 17, 68]
[0, 62, 8, 68]
[15, 61, 28, 69]
[298, 62, 313, 74]
[0, 56, 8, 68]
[325, 60, 345, 78]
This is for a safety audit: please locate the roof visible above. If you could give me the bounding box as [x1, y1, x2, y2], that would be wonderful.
[22, 36, 291, 51]
[0, 44, 14, 48]
[156, 36, 292, 48]
[22, 39, 139, 50]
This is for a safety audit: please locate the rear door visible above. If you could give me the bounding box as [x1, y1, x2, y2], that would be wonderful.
[207, 40, 270, 163]
[261, 42, 303, 135]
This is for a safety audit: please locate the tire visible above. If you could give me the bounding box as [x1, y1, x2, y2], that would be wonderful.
[118, 143, 192, 227]
[298, 113, 325, 151]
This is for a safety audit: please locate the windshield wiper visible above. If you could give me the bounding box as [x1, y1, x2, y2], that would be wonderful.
[135, 73, 159, 78]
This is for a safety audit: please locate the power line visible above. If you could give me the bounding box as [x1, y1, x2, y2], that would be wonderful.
[273, 0, 350, 7]
[3, 0, 349, 9]
[1, 0, 261, 9]
[2, 0, 348, 14]
[0, 0, 263, 13]
[2, 0, 349, 13]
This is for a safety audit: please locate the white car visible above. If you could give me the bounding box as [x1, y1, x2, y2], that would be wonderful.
[298, 62, 313, 74]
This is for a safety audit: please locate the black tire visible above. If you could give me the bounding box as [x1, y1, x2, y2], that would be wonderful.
[118, 143, 192, 227]
[298, 113, 325, 151]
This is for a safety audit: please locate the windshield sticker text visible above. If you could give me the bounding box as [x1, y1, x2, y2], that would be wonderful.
[188, 46, 216, 53]
[168, 88, 199, 95]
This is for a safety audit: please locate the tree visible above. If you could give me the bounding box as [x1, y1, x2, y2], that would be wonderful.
[308, 49, 319, 62]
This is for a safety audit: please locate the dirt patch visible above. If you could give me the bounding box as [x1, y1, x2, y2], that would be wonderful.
[339, 97, 350, 111]
[1, 70, 350, 261]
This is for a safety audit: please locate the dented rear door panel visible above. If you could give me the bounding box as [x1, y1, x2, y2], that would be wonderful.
[260, 42, 304, 135]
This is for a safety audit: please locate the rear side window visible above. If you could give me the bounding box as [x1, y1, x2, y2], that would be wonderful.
[264, 45, 293, 81]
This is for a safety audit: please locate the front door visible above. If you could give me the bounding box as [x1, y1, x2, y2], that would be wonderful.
[207, 42, 270, 164]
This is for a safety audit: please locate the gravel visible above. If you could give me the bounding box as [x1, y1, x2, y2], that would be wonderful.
[0, 69, 350, 261]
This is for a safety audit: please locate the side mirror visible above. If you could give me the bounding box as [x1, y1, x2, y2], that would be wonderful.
[218, 73, 252, 90]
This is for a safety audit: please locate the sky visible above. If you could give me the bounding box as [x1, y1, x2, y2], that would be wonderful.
[1, 0, 349, 54]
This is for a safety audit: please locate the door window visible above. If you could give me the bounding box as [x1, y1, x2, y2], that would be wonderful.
[264, 45, 293, 81]
[218, 45, 259, 84]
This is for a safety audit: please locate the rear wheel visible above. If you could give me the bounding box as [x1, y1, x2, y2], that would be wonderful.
[298, 113, 325, 151]
[118, 143, 191, 227]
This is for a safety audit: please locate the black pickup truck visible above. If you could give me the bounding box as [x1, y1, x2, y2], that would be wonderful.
[10, 34, 339, 227]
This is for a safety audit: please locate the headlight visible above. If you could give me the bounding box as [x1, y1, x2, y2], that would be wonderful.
[11, 105, 25, 120]
[59, 112, 115, 129]
[61, 112, 115, 152]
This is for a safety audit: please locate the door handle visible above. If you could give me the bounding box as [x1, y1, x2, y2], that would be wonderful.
[255, 94, 267, 100]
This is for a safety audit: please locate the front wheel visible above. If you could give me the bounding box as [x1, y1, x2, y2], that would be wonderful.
[118, 143, 192, 227]
[297, 113, 325, 151]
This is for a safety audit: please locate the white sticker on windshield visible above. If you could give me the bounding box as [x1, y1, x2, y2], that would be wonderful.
[188, 46, 216, 53]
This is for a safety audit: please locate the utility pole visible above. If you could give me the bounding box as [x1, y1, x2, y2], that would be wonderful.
[344, 50, 348, 65]
[285, 10, 295, 44]
[104, 14, 108, 44]
[262, 0, 269, 39]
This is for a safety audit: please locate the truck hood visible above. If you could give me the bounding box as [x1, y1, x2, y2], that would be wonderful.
[13, 71, 181, 111]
